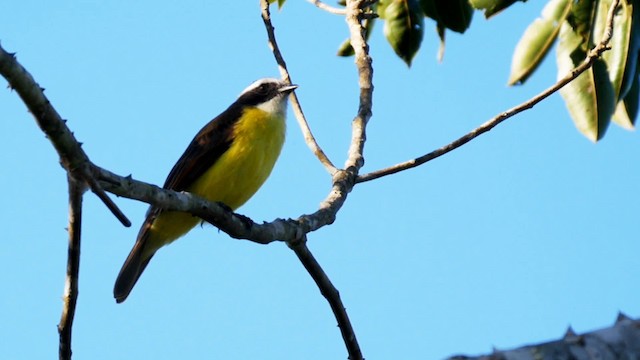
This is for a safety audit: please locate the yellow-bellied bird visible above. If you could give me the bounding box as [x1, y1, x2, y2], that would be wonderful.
[114, 78, 297, 303]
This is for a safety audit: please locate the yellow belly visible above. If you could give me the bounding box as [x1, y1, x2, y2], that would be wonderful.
[146, 107, 286, 251]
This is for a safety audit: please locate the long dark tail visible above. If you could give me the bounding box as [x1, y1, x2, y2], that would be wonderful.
[113, 238, 154, 303]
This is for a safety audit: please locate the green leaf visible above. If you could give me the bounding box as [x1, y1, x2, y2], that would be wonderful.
[268, 0, 287, 9]
[469, 0, 525, 18]
[618, 1, 640, 100]
[613, 59, 640, 130]
[378, 0, 392, 19]
[384, 0, 425, 66]
[508, 0, 571, 85]
[432, 0, 474, 33]
[420, 0, 440, 21]
[557, 7, 616, 142]
[593, 0, 634, 101]
[337, 38, 356, 57]
[565, 0, 596, 47]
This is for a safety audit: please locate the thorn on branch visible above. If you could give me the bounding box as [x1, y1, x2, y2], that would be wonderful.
[617, 311, 631, 323]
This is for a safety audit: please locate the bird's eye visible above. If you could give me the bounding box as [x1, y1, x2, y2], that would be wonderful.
[258, 84, 269, 93]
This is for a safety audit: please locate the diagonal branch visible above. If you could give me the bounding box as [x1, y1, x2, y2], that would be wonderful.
[0, 45, 131, 227]
[260, 2, 338, 175]
[356, 0, 621, 184]
[289, 237, 362, 360]
[57, 176, 84, 360]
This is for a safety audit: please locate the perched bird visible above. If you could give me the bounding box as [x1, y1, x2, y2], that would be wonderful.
[114, 78, 297, 303]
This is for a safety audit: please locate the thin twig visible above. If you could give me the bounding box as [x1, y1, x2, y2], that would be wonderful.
[85, 175, 130, 226]
[58, 176, 84, 360]
[308, 0, 347, 15]
[0, 45, 131, 227]
[289, 237, 362, 360]
[260, 1, 339, 175]
[357, 0, 621, 183]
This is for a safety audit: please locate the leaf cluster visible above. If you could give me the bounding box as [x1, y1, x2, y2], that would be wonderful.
[332, 0, 638, 141]
[510, 0, 639, 141]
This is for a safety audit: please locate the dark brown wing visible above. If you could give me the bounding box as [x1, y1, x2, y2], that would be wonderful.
[163, 103, 243, 191]
[114, 103, 246, 303]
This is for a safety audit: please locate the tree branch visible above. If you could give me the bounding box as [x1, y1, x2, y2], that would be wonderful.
[289, 237, 362, 360]
[307, 0, 347, 15]
[344, 0, 374, 176]
[0, 44, 131, 227]
[447, 314, 640, 360]
[57, 176, 84, 360]
[260, 2, 338, 175]
[356, 0, 621, 184]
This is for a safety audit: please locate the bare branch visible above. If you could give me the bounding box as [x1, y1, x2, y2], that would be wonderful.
[344, 0, 373, 174]
[357, 0, 621, 184]
[289, 237, 362, 360]
[57, 176, 84, 360]
[307, 0, 347, 15]
[94, 165, 303, 244]
[0, 44, 131, 227]
[260, 2, 338, 175]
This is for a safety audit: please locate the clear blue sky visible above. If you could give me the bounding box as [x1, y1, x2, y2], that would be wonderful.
[1, 1, 638, 359]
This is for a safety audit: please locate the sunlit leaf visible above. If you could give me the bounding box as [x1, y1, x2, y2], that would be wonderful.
[557, 7, 616, 142]
[337, 38, 356, 57]
[508, 0, 571, 85]
[384, 0, 425, 66]
[268, 0, 287, 9]
[566, 0, 595, 46]
[469, 0, 525, 18]
[378, 0, 391, 19]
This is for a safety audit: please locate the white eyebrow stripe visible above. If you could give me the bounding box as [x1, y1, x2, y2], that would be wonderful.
[238, 78, 282, 97]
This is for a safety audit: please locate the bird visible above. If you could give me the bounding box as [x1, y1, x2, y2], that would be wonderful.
[114, 78, 297, 303]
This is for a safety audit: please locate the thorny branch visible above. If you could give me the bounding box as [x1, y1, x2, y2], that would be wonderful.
[0, 45, 130, 227]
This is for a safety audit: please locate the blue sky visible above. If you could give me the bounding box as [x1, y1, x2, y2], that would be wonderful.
[1, 1, 638, 359]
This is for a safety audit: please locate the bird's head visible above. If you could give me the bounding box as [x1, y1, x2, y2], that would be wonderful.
[236, 78, 297, 117]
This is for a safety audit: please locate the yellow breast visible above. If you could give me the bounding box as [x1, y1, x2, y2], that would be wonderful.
[146, 107, 286, 248]
[189, 107, 286, 209]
